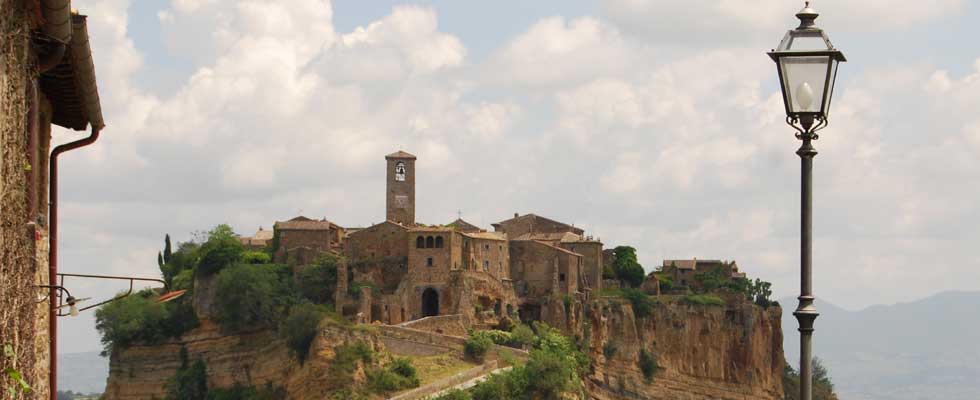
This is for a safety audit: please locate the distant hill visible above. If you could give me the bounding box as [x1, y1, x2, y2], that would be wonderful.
[781, 291, 980, 400]
[58, 351, 108, 395]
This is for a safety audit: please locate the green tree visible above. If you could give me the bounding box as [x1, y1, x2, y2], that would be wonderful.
[213, 264, 292, 333]
[279, 302, 328, 364]
[297, 255, 339, 304]
[164, 234, 173, 264]
[611, 246, 645, 288]
[197, 225, 245, 275]
[783, 357, 838, 400]
[693, 266, 728, 293]
[95, 290, 198, 356]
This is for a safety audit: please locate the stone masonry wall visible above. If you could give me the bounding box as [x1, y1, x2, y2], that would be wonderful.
[0, 1, 48, 398]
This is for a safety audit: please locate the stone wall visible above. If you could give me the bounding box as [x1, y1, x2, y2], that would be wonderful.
[509, 240, 582, 298]
[399, 314, 470, 337]
[560, 240, 602, 291]
[0, 1, 49, 398]
[461, 235, 509, 280]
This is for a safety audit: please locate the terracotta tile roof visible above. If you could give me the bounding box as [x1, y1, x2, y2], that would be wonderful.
[461, 232, 507, 241]
[348, 221, 409, 237]
[492, 213, 585, 235]
[512, 232, 582, 243]
[512, 239, 583, 257]
[275, 216, 334, 231]
[385, 150, 416, 159]
[253, 228, 274, 240]
[447, 218, 483, 233]
[663, 259, 697, 270]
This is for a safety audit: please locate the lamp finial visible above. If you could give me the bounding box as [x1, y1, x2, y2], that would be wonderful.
[796, 1, 819, 29]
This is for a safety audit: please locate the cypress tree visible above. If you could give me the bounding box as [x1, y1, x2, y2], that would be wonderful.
[163, 234, 173, 264]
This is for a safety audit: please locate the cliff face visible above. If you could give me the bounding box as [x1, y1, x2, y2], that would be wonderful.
[103, 320, 384, 400]
[583, 299, 784, 400]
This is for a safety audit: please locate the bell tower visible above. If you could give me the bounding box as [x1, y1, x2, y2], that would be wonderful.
[385, 150, 416, 225]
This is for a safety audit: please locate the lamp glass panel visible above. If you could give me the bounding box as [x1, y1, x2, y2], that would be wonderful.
[779, 55, 830, 114]
[823, 59, 839, 117]
[777, 30, 831, 52]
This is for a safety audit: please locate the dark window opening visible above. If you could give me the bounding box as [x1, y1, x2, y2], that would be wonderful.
[427, 257, 434, 267]
[426, 236, 434, 248]
[559, 273, 566, 282]
[416, 236, 425, 248]
[435, 236, 444, 248]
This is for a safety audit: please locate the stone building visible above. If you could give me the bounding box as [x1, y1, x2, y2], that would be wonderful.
[272, 216, 344, 263]
[238, 226, 273, 249]
[1, 3, 105, 398]
[661, 258, 746, 291]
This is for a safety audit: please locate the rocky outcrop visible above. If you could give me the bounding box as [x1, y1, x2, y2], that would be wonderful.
[584, 299, 784, 400]
[103, 320, 385, 399]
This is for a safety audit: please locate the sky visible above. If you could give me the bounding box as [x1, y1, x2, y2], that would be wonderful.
[53, 0, 980, 354]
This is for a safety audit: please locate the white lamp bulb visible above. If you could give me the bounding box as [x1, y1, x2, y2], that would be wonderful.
[796, 82, 814, 110]
[69, 304, 79, 317]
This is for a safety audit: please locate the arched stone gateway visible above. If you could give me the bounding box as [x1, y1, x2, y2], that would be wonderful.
[422, 288, 439, 317]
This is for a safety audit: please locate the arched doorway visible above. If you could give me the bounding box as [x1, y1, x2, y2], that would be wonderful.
[422, 288, 439, 317]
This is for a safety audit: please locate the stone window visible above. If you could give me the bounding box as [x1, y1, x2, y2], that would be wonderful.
[560, 273, 566, 282]
[435, 236, 444, 248]
[426, 236, 434, 248]
[484, 244, 490, 251]
[427, 257, 434, 267]
[483, 260, 489, 271]
[395, 161, 406, 181]
[416, 236, 425, 248]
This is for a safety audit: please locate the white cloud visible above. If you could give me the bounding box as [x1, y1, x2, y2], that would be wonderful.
[602, 0, 963, 46]
[55, 0, 980, 353]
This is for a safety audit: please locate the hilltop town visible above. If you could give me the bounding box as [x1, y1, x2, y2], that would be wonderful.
[236, 150, 752, 328]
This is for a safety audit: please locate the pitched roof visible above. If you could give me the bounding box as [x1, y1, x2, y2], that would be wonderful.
[275, 216, 334, 231]
[447, 218, 483, 233]
[511, 239, 583, 257]
[492, 213, 584, 234]
[386, 150, 417, 160]
[252, 228, 274, 240]
[461, 232, 507, 241]
[512, 232, 583, 243]
[348, 220, 409, 237]
[663, 259, 697, 270]
[40, 13, 105, 131]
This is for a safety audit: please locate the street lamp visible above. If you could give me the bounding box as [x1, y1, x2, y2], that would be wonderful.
[768, 2, 845, 400]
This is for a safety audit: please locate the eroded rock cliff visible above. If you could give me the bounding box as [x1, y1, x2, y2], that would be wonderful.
[102, 320, 384, 399]
[582, 298, 784, 400]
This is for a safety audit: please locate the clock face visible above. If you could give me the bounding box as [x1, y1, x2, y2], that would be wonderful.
[395, 195, 408, 208]
[395, 162, 406, 181]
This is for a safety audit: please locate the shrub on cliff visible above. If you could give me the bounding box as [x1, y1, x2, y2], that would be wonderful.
[783, 357, 838, 400]
[367, 357, 420, 394]
[164, 348, 208, 400]
[95, 289, 198, 355]
[213, 264, 293, 333]
[464, 332, 494, 361]
[638, 349, 658, 382]
[241, 251, 272, 265]
[279, 302, 329, 364]
[681, 294, 726, 306]
[621, 287, 654, 318]
[510, 324, 536, 348]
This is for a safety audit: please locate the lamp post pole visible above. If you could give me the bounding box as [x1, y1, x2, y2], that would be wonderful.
[795, 117, 819, 400]
[767, 1, 845, 396]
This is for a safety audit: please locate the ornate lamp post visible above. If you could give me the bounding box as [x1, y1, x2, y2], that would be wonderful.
[768, 2, 845, 400]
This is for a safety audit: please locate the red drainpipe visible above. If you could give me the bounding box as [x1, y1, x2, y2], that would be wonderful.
[49, 126, 101, 400]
